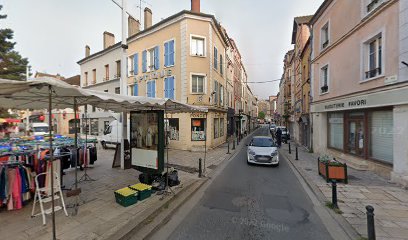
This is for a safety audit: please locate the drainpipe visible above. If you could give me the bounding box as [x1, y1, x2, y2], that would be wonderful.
[309, 24, 314, 152]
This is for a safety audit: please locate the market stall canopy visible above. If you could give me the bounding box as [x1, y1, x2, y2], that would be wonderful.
[0, 78, 207, 113]
[0, 118, 21, 123]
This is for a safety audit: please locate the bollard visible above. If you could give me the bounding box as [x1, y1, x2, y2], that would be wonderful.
[332, 180, 338, 209]
[288, 142, 292, 154]
[366, 205, 376, 240]
[227, 138, 230, 154]
[232, 138, 236, 150]
[237, 135, 240, 146]
[295, 146, 299, 160]
[198, 158, 202, 178]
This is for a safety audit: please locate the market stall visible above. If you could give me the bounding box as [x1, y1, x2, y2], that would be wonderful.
[0, 77, 207, 239]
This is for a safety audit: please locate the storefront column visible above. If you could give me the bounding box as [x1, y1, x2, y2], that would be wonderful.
[312, 112, 327, 154]
[391, 105, 408, 186]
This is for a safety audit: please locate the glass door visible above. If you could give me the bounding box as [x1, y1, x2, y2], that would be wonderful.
[347, 119, 365, 157]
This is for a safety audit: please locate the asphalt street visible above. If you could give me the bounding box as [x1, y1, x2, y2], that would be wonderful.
[166, 126, 333, 240]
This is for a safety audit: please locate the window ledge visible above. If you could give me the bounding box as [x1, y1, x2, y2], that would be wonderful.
[190, 54, 206, 58]
[360, 74, 384, 83]
[190, 92, 206, 95]
[320, 91, 330, 96]
[164, 65, 175, 69]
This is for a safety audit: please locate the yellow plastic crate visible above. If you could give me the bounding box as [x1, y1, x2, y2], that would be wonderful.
[129, 183, 152, 201]
[114, 187, 138, 207]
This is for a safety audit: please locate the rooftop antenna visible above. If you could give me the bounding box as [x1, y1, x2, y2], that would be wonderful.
[136, 0, 152, 30]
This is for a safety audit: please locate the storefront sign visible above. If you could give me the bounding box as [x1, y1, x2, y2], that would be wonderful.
[311, 85, 408, 113]
[134, 69, 172, 82]
[191, 113, 206, 118]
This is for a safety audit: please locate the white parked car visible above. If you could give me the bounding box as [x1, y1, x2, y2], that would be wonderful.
[247, 136, 279, 166]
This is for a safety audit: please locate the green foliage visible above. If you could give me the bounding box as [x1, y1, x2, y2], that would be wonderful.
[325, 201, 343, 214]
[0, 5, 29, 80]
[319, 155, 344, 166]
[258, 111, 265, 119]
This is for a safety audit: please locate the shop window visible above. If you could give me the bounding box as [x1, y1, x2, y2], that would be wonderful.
[68, 119, 80, 134]
[220, 118, 224, 137]
[370, 111, 393, 163]
[165, 118, 179, 141]
[214, 118, 219, 139]
[191, 118, 205, 141]
[328, 112, 344, 150]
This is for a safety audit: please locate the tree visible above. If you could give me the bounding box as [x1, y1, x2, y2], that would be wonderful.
[0, 5, 30, 80]
[258, 111, 265, 119]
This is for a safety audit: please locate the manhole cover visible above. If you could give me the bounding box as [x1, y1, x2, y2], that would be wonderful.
[348, 175, 360, 180]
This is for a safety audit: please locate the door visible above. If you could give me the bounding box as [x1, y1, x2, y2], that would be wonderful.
[347, 119, 365, 157]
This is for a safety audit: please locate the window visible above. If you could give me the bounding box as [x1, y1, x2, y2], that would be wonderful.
[321, 22, 329, 49]
[90, 119, 99, 136]
[104, 64, 109, 81]
[115, 87, 120, 94]
[365, 35, 382, 79]
[320, 65, 329, 94]
[370, 110, 393, 163]
[191, 75, 205, 94]
[214, 47, 218, 70]
[214, 118, 219, 139]
[165, 118, 179, 141]
[164, 40, 175, 67]
[147, 80, 156, 98]
[133, 84, 138, 96]
[92, 69, 96, 84]
[328, 113, 344, 150]
[220, 118, 224, 137]
[213, 81, 219, 105]
[367, 0, 385, 13]
[104, 89, 108, 93]
[164, 76, 175, 99]
[191, 37, 205, 56]
[220, 54, 223, 75]
[143, 47, 159, 72]
[131, 54, 138, 75]
[68, 119, 80, 134]
[220, 84, 224, 106]
[84, 72, 88, 86]
[191, 119, 206, 141]
[115, 60, 121, 78]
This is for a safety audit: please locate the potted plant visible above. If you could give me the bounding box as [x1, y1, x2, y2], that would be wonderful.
[318, 155, 348, 183]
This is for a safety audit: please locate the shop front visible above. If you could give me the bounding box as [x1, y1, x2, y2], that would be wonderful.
[311, 85, 408, 182]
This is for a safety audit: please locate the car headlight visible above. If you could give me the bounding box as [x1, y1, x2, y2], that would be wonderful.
[271, 151, 277, 156]
[249, 150, 256, 156]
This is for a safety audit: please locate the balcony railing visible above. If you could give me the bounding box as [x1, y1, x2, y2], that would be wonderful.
[322, 40, 329, 49]
[321, 85, 328, 93]
[365, 67, 382, 79]
[103, 77, 109, 82]
[114, 74, 121, 79]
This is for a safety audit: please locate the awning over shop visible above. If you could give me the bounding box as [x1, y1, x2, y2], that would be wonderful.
[0, 118, 21, 123]
[0, 77, 207, 113]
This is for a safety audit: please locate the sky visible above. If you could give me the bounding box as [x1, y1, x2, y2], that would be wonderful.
[1, 0, 324, 100]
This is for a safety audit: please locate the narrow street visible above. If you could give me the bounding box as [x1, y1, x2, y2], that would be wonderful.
[160, 127, 333, 240]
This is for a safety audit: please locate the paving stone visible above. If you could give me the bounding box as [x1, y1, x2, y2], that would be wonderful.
[382, 226, 408, 238]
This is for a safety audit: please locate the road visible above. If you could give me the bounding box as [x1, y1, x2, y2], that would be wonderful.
[161, 127, 333, 240]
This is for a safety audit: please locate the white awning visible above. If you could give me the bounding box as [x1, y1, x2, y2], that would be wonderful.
[0, 77, 207, 113]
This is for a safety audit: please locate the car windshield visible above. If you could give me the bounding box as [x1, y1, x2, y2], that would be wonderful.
[251, 138, 276, 147]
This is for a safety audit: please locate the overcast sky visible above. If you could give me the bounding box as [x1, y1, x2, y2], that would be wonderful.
[1, 0, 323, 99]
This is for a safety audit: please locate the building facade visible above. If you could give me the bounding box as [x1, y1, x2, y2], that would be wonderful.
[310, 0, 406, 182]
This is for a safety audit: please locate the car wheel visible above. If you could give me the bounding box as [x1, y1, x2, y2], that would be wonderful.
[101, 141, 107, 149]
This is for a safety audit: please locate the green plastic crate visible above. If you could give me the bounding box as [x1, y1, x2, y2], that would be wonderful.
[114, 188, 138, 207]
[129, 183, 152, 201]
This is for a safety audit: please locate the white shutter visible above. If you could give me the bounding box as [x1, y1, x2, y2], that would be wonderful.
[370, 111, 393, 163]
[328, 113, 344, 150]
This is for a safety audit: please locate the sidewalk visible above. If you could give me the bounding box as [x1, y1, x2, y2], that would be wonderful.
[280, 142, 408, 240]
[0, 137, 245, 240]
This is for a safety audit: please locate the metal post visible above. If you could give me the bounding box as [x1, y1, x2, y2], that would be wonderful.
[74, 98, 78, 190]
[227, 137, 230, 154]
[232, 134, 236, 150]
[198, 158, 202, 178]
[120, 0, 128, 170]
[332, 180, 338, 209]
[366, 205, 376, 240]
[295, 146, 299, 160]
[48, 85, 56, 240]
[288, 142, 291, 154]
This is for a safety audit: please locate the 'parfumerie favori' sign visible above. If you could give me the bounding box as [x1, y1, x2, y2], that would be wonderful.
[324, 99, 367, 110]
[134, 69, 172, 82]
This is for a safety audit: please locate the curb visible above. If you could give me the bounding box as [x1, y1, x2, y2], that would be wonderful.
[280, 145, 360, 240]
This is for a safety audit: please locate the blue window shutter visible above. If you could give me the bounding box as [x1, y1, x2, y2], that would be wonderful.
[134, 53, 139, 75]
[164, 77, 168, 98]
[154, 46, 160, 70]
[170, 40, 175, 66]
[152, 81, 156, 98]
[214, 47, 218, 69]
[133, 84, 138, 96]
[170, 76, 175, 99]
[164, 42, 169, 67]
[147, 82, 150, 97]
[142, 50, 147, 73]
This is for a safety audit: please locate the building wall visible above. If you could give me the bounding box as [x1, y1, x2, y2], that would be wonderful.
[400, 0, 408, 81]
[312, 0, 400, 102]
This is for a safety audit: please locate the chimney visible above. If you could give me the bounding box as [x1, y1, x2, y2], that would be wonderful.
[191, 0, 200, 13]
[144, 7, 152, 29]
[103, 31, 115, 49]
[85, 45, 90, 57]
[128, 16, 140, 37]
